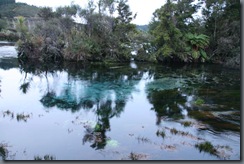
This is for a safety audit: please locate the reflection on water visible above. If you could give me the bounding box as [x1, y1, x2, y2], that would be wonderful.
[0, 47, 240, 160]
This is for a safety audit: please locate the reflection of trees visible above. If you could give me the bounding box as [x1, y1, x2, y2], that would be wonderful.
[0, 58, 19, 70]
[145, 64, 240, 132]
[7, 59, 240, 145]
[38, 63, 143, 149]
[18, 61, 153, 150]
[18, 60, 64, 94]
[147, 89, 187, 125]
[82, 100, 125, 150]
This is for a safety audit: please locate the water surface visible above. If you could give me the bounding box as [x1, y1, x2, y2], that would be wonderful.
[0, 44, 240, 160]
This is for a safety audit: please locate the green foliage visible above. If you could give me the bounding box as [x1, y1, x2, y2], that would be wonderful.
[0, 0, 15, 6]
[195, 141, 217, 155]
[156, 130, 166, 138]
[64, 29, 102, 61]
[15, 16, 29, 39]
[202, 0, 240, 65]
[194, 98, 205, 105]
[170, 128, 178, 135]
[185, 33, 210, 62]
[0, 3, 39, 18]
[148, 0, 189, 62]
[181, 121, 192, 127]
[0, 18, 6, 31]
[0, 142, 10, 160]
[0, 144, 7, 160]
[17, 16, 66, 61]
[38, 7, 54, 21]
[16, 0, 137, 63]
[56, 3, 80, 18]
[148, 0, 239, 64]
[34, 155, 56, 160]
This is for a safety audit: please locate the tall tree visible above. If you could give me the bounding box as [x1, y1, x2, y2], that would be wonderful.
[38, 7, 54, 21]
[202, 0, 240, 63]
[149, 0, 210, 63]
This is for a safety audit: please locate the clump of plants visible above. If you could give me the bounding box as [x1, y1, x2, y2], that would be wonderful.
[195, 141, 217, 155]
[156, 130, 166, 138]
[34, 155, 56, 160]
[0, 31, 19, 41]
[16, 113, 31, 122]
[127, 152, 148, 160]
[2, 110, 14, 118]
[136, 136, 151, 144]
[0, 143, 8, 160]
[170, 128, 179, 135]
[181, 121, 192, 127]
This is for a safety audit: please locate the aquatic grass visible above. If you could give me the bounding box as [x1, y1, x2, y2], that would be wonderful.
[136, 136, 151, 144]
[0, 144, 8, 160]
[160, 144, 177, 151]
[195, 141, 217, 155]
[181, 121, 192, 127]
[170, 128, 178, 135]
[189, 110, 240, 132]
[16, 113, 31, 122]
[166, 127, 203, 140]
[34, 155, 56, 160]
[2, 111, 32, 122]
[2, 110, 14, 119]
[156, 130, 166, 138]
[127, 152, 148, 160]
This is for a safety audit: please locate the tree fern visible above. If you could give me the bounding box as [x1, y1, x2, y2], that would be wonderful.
[185, 33, 210, 62]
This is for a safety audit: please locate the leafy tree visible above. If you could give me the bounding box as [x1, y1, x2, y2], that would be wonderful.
[55, 3, 80, 18]
[38, 7, 54, 21]
[149, 0, 186, 62]
[0, 3, 39, 18]
[202, 0, 240, 65]
[149, 0, 210, 63]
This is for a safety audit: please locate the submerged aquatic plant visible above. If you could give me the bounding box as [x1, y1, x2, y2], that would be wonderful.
[16, 113, 31, 122]
[0, 143, 8, 160]
[127, 152, 148, 160]
[170, 128, 178, 135]
[195, 141, 217, 155]
[146, 77, 186, 92]
[106, 139, 119, 148]
[156, 130, 166, 138]
[136, 136, 152, 144]
[2, 110, 14, 119]
[34, 155, 56, 160]
[181, 121, 192, 127]
[194, 98, 205, 105]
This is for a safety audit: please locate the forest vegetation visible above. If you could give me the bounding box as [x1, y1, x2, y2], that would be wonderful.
[0, 0, 240, 68]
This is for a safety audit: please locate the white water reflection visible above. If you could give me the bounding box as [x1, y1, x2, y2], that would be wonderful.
[0, 45, 17, 58]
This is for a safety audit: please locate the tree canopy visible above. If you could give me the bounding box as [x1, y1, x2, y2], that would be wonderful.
[10, 0, 240, 68]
